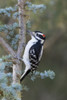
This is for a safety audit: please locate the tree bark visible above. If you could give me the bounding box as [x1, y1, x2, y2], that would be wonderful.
[17, 0, 26, 58]
[12, 63, 22, 99]
[13, 63, 22, 84]
[12, 0, 26, 82]
[12, 0, 26, 100]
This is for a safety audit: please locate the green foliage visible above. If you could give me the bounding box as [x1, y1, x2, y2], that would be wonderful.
[13, 12, 19, 19]
[0, 82, 22, 100]
[26, 1, 46, 13]
[0, 22, 19, 50]
[0, 56, 22, 100]
[0, 6, 17, 17]
[31, 70, 55, 81]
[0, 23, 19, 32]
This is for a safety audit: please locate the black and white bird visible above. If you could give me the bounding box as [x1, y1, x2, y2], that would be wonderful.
[20, 31, 46, 82]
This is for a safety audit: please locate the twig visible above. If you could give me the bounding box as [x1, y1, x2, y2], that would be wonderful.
[0, 37, 16, 56]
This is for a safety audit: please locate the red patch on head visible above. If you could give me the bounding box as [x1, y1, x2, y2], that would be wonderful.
[42, 34, 46, 38]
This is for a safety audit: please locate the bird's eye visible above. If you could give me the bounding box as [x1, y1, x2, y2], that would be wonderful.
[36, 33, 39, 36]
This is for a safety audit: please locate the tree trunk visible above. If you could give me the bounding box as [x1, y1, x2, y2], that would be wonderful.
[13, 63, 22, 99]
[12, 0, 26, 100]
[13, 63, 22, 84]
[17, 0, 26, 58]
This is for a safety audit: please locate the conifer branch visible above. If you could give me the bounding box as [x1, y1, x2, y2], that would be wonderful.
[0, 37, 15, 56]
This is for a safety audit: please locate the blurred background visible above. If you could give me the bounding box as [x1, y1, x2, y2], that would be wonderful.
[0, 0, 67, 100]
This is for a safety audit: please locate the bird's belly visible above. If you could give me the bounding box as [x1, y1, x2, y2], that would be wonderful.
[23, 40, 35, 66]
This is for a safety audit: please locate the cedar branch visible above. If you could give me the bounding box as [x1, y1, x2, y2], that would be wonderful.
[0, 37, 15, 56]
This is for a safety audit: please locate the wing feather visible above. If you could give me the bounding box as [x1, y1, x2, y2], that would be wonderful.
[29, 41, 43, 70]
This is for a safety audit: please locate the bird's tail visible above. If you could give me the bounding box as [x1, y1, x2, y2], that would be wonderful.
[20, 69, 31, 82]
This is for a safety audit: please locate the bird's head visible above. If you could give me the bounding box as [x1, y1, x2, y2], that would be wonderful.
[31, 31, 46, 44]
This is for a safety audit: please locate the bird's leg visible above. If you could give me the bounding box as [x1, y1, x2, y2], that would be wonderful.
[13, 55, 23, 61]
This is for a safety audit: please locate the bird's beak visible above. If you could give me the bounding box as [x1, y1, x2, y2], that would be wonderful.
[31, 32, 35, 37]
[27, 30, 35, 37]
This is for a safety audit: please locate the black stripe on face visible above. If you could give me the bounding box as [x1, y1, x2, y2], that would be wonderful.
[36, 34, 46, 40]
[34, 31, 46, 40]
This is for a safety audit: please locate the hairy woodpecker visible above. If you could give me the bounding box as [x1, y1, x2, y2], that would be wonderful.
[20, 31, 46, 82]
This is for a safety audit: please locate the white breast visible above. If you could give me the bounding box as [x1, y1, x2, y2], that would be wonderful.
[23, 37, 37, 67]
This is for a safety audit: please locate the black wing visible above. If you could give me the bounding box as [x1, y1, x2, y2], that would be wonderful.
[29, 42, 42, 70]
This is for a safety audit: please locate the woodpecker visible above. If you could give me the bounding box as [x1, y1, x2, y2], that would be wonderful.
[20, 31, 46, 82]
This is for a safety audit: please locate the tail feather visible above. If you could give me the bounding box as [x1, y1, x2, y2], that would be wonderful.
[20, 69, 31, 82]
